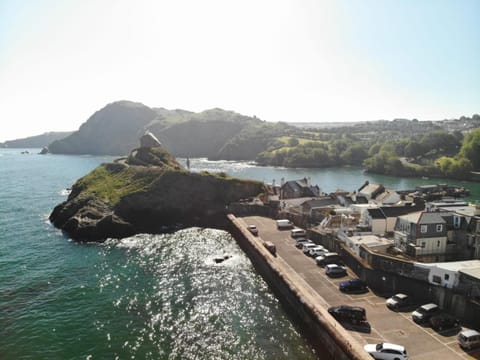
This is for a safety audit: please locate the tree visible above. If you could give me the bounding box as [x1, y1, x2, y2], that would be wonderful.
[435, 156, 473, 178]
[288, 137, 299, 147]
[368, 143, 382, 157]
[435, 156, 454, 174]
[459, 128, 480, 170]
[420, 130, 460, 154]
[341, 144, 367, 164]
[404, 140, 424, 158]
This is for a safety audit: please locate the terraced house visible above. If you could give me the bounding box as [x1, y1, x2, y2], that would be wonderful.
[394, 211, 452, 262]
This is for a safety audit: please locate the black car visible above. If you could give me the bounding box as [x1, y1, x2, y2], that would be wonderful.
[328, 305, 366, 324]
[429, 313, 460, 331]
[339, 278, 368, 293]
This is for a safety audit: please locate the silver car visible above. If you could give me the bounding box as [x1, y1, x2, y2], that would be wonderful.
[302, 243, 318, 254]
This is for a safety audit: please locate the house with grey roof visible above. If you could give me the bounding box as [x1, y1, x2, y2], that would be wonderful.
[360, 200, 426, 235]
[352, 181, 401, 206]
[364, 208, 387, 234]
[357, 182, 384, 201]
[280, 178, 320, 199]
[394, 211, 454, 261]
[372, 189, 401, 206]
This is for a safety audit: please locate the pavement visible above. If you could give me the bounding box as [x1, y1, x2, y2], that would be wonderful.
[241, 216, 480, 360]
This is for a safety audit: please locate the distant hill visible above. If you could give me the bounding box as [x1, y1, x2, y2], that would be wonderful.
[0, 131, 73, 148]
[48, 100, 291, 159]
[48, 101, 159, 155]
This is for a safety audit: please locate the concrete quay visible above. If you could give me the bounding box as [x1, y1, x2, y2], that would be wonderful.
[237, 215, 480, 360]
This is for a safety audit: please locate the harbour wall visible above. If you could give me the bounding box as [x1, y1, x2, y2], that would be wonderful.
[227, 214, 371, 360]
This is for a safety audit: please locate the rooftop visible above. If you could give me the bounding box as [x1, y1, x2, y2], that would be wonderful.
[416, 260, 480, 280]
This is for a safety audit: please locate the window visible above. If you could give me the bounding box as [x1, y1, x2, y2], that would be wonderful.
[421, 225, 427, 233]
[433, 275, 442, 284]
[421, 242, 426, 248]
[453, 216, 461, 229]
[437, 240, 441, 247]
[444, 274, 450, 281]
[436, 224, 443, 232]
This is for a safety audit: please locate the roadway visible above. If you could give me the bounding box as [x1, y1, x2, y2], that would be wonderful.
[241, 216, 480, 360]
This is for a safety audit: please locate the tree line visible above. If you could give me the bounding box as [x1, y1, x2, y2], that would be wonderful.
[255, 122, 480, 180]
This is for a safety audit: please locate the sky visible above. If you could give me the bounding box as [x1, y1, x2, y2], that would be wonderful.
[1, 0, 479, 142]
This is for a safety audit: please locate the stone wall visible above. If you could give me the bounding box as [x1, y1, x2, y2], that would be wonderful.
[228, 214, 371, 360]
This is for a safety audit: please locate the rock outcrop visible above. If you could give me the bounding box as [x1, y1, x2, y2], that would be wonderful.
[39, 147, 49, 154]
[140, 131, 162, 148]
[49, 146, 265, 241]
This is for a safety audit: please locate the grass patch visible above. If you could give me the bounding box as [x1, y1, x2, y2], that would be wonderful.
[77, 166, 159, 204]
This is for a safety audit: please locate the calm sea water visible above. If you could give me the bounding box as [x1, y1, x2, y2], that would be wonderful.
[0, 149, 316, 360]
[184, 158, 480, 201]
[1, 149, 478, 360]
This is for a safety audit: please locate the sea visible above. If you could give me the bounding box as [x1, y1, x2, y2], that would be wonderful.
[1, 148, 479, 360]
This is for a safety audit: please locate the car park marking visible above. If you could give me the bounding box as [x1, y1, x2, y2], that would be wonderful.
[407, 318, 464, 358]
[240, 216, 469, 359]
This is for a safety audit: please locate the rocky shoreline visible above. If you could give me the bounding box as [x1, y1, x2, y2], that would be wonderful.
[50, 142, 265, 242]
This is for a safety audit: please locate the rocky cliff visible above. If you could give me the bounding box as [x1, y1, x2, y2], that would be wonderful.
[46, 100, 290, 159]
[48, 101, 158, 155]
[49, 146, 266, 241]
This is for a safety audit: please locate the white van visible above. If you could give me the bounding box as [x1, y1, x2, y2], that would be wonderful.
[458, 329, 480, 350]
[290, 228, 307, 238]
[276, 219, 293, 229]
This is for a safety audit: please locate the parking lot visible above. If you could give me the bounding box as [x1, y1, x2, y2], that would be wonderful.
[241, 216, 480, 360]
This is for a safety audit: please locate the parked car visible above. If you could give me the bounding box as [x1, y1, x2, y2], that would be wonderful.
[386, 293, 413, 310]
[328, 305, 366, 324]
[276, 219, 293, 229]
[412, 303, 440, 324]
[339, 278, 368, 293]
[290, 228, 307, 238]
[295, 238, 312, 249]
[247, 225, 258, 236]
[302, 243, 318, 254]
[363, 342, 408, 360]
[307, 245, 325, 257]
[263, 241, 276, 256]
[458, 329, 480, 350]
[316, 252, 342, 267]
[310, 247, 329, 258]
[325, 264, 347, 277]
[429, 313, 460, 331]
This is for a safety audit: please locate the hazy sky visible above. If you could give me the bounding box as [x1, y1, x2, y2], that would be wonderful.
[1, 0, 479, 142]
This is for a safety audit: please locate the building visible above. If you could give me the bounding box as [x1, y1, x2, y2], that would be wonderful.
[415, 260, 480, 290]
[345, 234, 392, 257]
[394, 211, 453, 262]
[357, 182, 384, 201]
[359, 200, 426, 235]
[280, 178, 320, 199]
